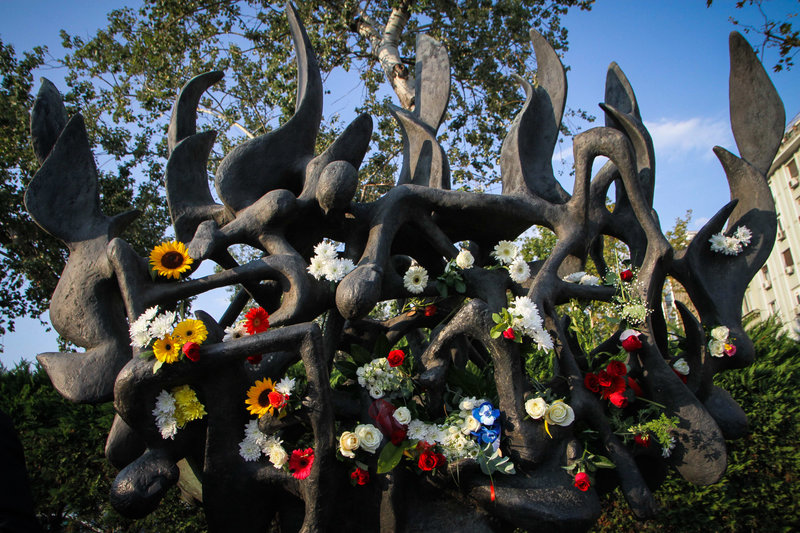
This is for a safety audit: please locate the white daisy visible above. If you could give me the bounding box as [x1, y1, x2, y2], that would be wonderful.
[403, 265, 428, 294]
[223, 321, 248, 342]
[149, 311, 176, 340]
[509, 257, 531, 283]
[492, 240, 519, 265]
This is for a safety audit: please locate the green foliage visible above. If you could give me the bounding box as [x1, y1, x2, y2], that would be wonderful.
[591, 317, 800, 532]
[0, 362, 207, 532]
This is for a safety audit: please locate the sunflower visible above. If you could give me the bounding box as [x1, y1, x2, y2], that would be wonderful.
[245, 378, 286, 418]
[153, 334, 181, 364]
[150, 240, 193, 279]
[173, 319, 208, 345]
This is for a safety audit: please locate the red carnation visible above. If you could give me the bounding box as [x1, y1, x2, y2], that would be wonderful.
[634, 434, 651, 448]
[584, 373, 600, 393]
[424, 305, 437, 317]
[351, 467, 370, 486]
[574, 471, 591, 492]
[621, 334, 642, 352]
[182, 341, 200, 362]
[244, 307, 270, 335]
[609, 391, 628, 408]
[387, 349, 405, 367]
[503, 327, 516, 340]
[247, 354, 263, 365]
[620, 269, 633, 282]
[268, 391, 287, 409]
[289, 448, 314, 480]
[606, 360, 627, 377]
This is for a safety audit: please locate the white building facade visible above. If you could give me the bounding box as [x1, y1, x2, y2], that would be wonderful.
[742, 112, 800, 334]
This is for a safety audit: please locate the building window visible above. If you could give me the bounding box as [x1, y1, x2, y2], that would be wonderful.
[769, 300, 778, 314]
[789, 159, 799, 178]
[783, 249, 794, 267]
[762, 265, 771, 285]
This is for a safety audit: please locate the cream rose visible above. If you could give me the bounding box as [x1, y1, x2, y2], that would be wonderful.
[393, 406, 411, 425]
[708, 339, 725, 357]
[525, 397, 548, 420]
[456, 249, 475, 269]
[462, 415, 482, 435]
[711, 325, 729, 341]
[545, 400, 575, 427]
[355, 424, 382, 453]
[267, 443, 288, 468]
[672, 358, 690, 375]
[338, 431, 360, 458]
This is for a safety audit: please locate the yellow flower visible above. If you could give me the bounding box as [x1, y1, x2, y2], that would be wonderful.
[172, 385, 206, 427]
[149, 240, 193, 279]
[173, 319, 208, 345]
[153, 334, 180, 364]
[245, 378, 286, 418]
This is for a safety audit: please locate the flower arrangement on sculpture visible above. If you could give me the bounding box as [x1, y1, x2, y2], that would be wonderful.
[307, 240, 356, 282]
[708, 325, 737, 357]
[152, 385, 206, 439]
[709, 225, 752, 255]
[129, 307, 209, 372]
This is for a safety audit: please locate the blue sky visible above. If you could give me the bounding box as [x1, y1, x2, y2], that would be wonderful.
[1, 0, 798, 366]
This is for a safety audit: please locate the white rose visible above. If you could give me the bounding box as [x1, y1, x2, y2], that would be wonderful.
[355, 424, 382, 453]
[459, 396, 479, 412]
[711, 326, 729, 341]
[672, 358, 690, 375]
[368, 385, 384, 399]
[524, 397, 548, 420]
[393, 406, 412, 425]
[545, 400, 575, 427]
[708, 339, 725, 357]
[267, 444, 288, 468]
[338, 431, 360, 458]
[462, 415, 482, 435]
[456, 249, 475, 269]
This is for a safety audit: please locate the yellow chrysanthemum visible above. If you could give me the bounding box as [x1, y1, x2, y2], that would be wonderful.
[245, 378, 279, 418]
[173, 319, 208, 345]
[150, 240, 193, 279]
[171, 385, 207, 427]
[153, 334, 180, 364]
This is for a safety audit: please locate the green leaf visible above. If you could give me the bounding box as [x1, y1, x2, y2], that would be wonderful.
[334, 360, 358, 379]
[349, 344, 373, 366]
[591, 454, 616, 469]
[377, 441, 407, 474]
[152, 360, 164, 374]
[454, 280, 466, 293]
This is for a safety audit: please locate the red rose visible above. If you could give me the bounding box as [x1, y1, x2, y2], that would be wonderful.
[584, 373, 600, 393]
[424, 305, 437, 317]
[351, 467, 370, 486]
[244, 307, 270, 335]
[627, 377, 644, 397]
[606, 360, 627, 377]
[503, 327, 516, 340]
[268, 391, 287, 409]
[609, 391, 628, 408]
[289, 448, 314, 480]
[182, 341, 200, 362]
[574, 471, 590, 492]
[387, 349, 405, 367]
[620, 269, 633, 282]
[597, 370, 612, 388]
[634, 434, 651, 448]
[247, 354, 262, 365]
[434, 453, 447, 468]
[418, 450, 438, 471]
[621, 334, 642, 352]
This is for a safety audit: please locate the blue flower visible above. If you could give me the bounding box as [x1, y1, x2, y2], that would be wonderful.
[473, 402, 499, 426]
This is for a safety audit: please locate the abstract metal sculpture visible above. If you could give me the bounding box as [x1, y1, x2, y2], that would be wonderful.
[25, 3, 785, 531]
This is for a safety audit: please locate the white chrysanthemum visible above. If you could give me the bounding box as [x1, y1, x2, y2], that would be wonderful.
[509, 257, 531, 284]
[223, 321, 248, 342]
[239, 437, 263, 461]
[307, 255, 329, 280]
[149, 311, 176, 340]
[275, 376, 296, 396]
[158, 418, 178, 440]
[314, 241, 339, 261]
[153, 390, 176, 417]
[130, 329, 153, 349]
[325, 258, 354, 282]
[403, 265, 428, 294]
[492, 240, 519, 265]
[243, 419, 267, 447]
[562, 271, 587, 283]
[456, 249, 475, 269]
[579, 274, 600, 286]
[734, 225, 752, 245]
[140, 306, 159, 323]
[407, 420, 429, 441]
